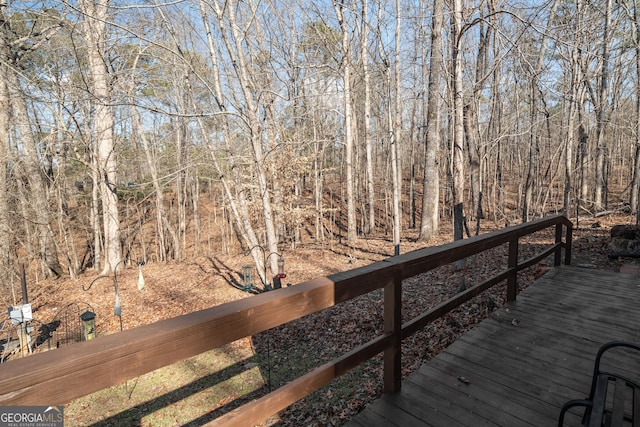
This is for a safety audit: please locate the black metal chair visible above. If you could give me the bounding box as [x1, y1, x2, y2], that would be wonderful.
[558, 341, 640, 427]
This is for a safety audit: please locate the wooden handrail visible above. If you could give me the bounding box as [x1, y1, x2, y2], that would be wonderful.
[0, 215, 573, 426]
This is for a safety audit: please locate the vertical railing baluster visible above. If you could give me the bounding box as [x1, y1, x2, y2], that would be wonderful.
[384, 268, 402, 393]
[507, 237, 518, 302]
[565, 222, 573, 265]
[554, 223, 563, 266]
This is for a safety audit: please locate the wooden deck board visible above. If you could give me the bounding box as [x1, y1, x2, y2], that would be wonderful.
[345, 266, 640, 426]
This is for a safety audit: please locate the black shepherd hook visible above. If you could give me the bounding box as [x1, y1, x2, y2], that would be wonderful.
[82, 259, 126, 331]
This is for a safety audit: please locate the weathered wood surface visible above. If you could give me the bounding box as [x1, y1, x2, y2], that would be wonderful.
[346, 266, 640, 427]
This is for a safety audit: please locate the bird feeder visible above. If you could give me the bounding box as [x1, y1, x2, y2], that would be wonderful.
[276, 257, 286, 279]
[114, 293, 121, 317]
[273, 257, 286, 289]
[242, 265, 254, 291]
[80, 311, 96, 341]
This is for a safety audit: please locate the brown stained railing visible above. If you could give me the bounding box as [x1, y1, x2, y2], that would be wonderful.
[0, 215, 572, 426]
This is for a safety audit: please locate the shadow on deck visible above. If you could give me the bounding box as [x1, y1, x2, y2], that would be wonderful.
[346, 266, 640, 427]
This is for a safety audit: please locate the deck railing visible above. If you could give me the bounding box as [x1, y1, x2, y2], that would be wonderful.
[0, 215, 572, 426]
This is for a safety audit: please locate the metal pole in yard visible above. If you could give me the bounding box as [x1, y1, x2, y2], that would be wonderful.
[21, 265, 28, 304]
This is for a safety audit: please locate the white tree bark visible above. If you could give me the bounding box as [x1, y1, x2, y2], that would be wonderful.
[79, 0, 121, 274]
[334, 0, 357, 245]
[362, 0, 375, 234]
[200, 0, 283, 287]
[223, 0, 280, 281]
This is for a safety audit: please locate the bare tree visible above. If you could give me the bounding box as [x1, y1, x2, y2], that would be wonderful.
[79, 0, 121, 274]
[452, 0, 465, 241]
[419, 0, 444, 242]
[334, 0, 358, 244]
[391, 0, 402, 254]
[0, 13, 10, 295]
[522, 0, 559, 222]
[196, 0, 288, 287]
[593, 0, 614, 212]
[0, 6, 62, 277]
[361, 0, 376, 234]
[621, 0, 640, 218]
[127, 50, 175, 262]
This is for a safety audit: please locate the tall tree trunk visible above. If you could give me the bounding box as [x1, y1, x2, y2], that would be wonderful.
[228, 5, 280, 280]
[579, 119, 589, 210]
[391, 0, 402, 255]
[132, 106, 171, 261]
[198, 0, 258, 260]
[175, 113, 188, 260]
[629, 0, 640, 218]
[465, 8, 493, 229]
[0, 41, 10, 291]
[496, 139, 504, 218]
[206, 0, 281, 286]
[633, 51, 640, 217]
[523, 73, 540, 223]
[80, 0, 121, 274]
[523, 0, 558, 222]
[463, 102, 482, 228]
[564, 100, 576, 215]
[90, 155, 102, 271]
[362, 0, 375, 234]
[594, 0, 613, 212]
[200, 0, 261, 267]
[452, 0, 465, 241]
[487, 27, 502, 222]
[334, 0, 357, 244]
[314, 134, 325, 242]
[419, 0, 444, 242]
[128, 51, 171, 262]
[564, 46, 583, 216]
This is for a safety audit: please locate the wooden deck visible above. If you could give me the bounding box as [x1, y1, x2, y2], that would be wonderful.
[346, 266, 640, 427]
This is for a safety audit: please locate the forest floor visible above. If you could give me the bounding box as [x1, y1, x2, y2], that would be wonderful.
[9, 212, 640, 426]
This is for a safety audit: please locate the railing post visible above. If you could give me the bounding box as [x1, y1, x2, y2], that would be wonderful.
[383, 268, 402, 393]
[554, 223, 563, 267]
[565, 222, 572, 265]
[507, 237, 518, 302]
